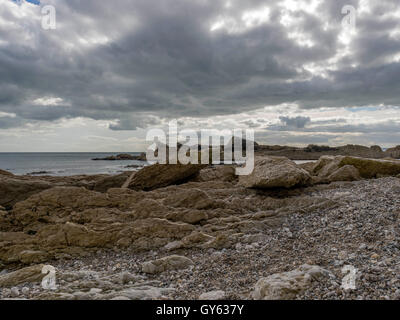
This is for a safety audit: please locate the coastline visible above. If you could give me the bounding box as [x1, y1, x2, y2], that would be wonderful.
[1, 153, 400, 299]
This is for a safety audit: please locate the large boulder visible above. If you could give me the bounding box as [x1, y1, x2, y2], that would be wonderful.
[239, 157, 312, 189]
[327, 165, 361, 182]
[0, 264, 46, 287]
[252, 264, 332, 300]
[127, 163, 206, 191]
[339, 157, 400, 178]
[311, 156, 343, 178]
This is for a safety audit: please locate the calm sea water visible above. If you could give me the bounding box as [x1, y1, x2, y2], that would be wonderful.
[0, 153, 145, 176]
[0, 153, 318, 177]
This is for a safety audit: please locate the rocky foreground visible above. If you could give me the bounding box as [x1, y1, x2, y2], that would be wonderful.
[1, 156, 400, 300]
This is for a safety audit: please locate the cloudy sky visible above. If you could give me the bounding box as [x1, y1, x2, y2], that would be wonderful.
[0, 0, 399, 151]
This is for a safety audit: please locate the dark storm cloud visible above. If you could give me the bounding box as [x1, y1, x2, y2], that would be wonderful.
[267, 118, 400, 134]
[1, 0, 400, 130]
[0, 115, 24, 129]
[279, 116, 311, 128]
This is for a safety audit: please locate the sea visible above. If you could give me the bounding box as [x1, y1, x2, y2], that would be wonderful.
[0, 152, 145, 176]
[0, 153, 317, 177]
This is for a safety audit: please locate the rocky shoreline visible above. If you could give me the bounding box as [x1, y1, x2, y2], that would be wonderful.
[1, 155, 400, 300]
[90, 144, 400, 163]
[255, 144, 400, 160]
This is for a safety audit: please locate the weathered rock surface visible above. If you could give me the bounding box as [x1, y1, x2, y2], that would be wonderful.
[0, 264, 45, 287]
[0, 172, 140, 208]
[339, 157, 400, 178]
[312, 156, 400, 180]
[2, 155, 400, 281]
[326, 165, 361, 182]
[239, 157, 311, 189]
[0, 176, 53, 207]
[1, 170, 400, 300]
[141, 255, 194, 274]
[127, 163, 206, 191]
[311, 156, 343, 178]
[193, 165, 237, 183]
[0, 170, 337, 264]
[93, 171, 132, 192]
[252, 265, 333, 300]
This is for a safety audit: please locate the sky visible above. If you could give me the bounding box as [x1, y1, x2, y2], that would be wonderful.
[0, 0, 399, 151]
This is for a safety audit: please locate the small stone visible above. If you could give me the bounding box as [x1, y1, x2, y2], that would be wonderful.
[283, 227, 293, 238]
[73, 291, 91, 300]
[164, 241, 182, 251]
[119, 272, 137, 285]
[89, 288, 102, 294]
[10, 287, 20, 297]
[371, 253, 380, 260]
[21, 287, 29, 295]
[338, 251, 347, 260]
